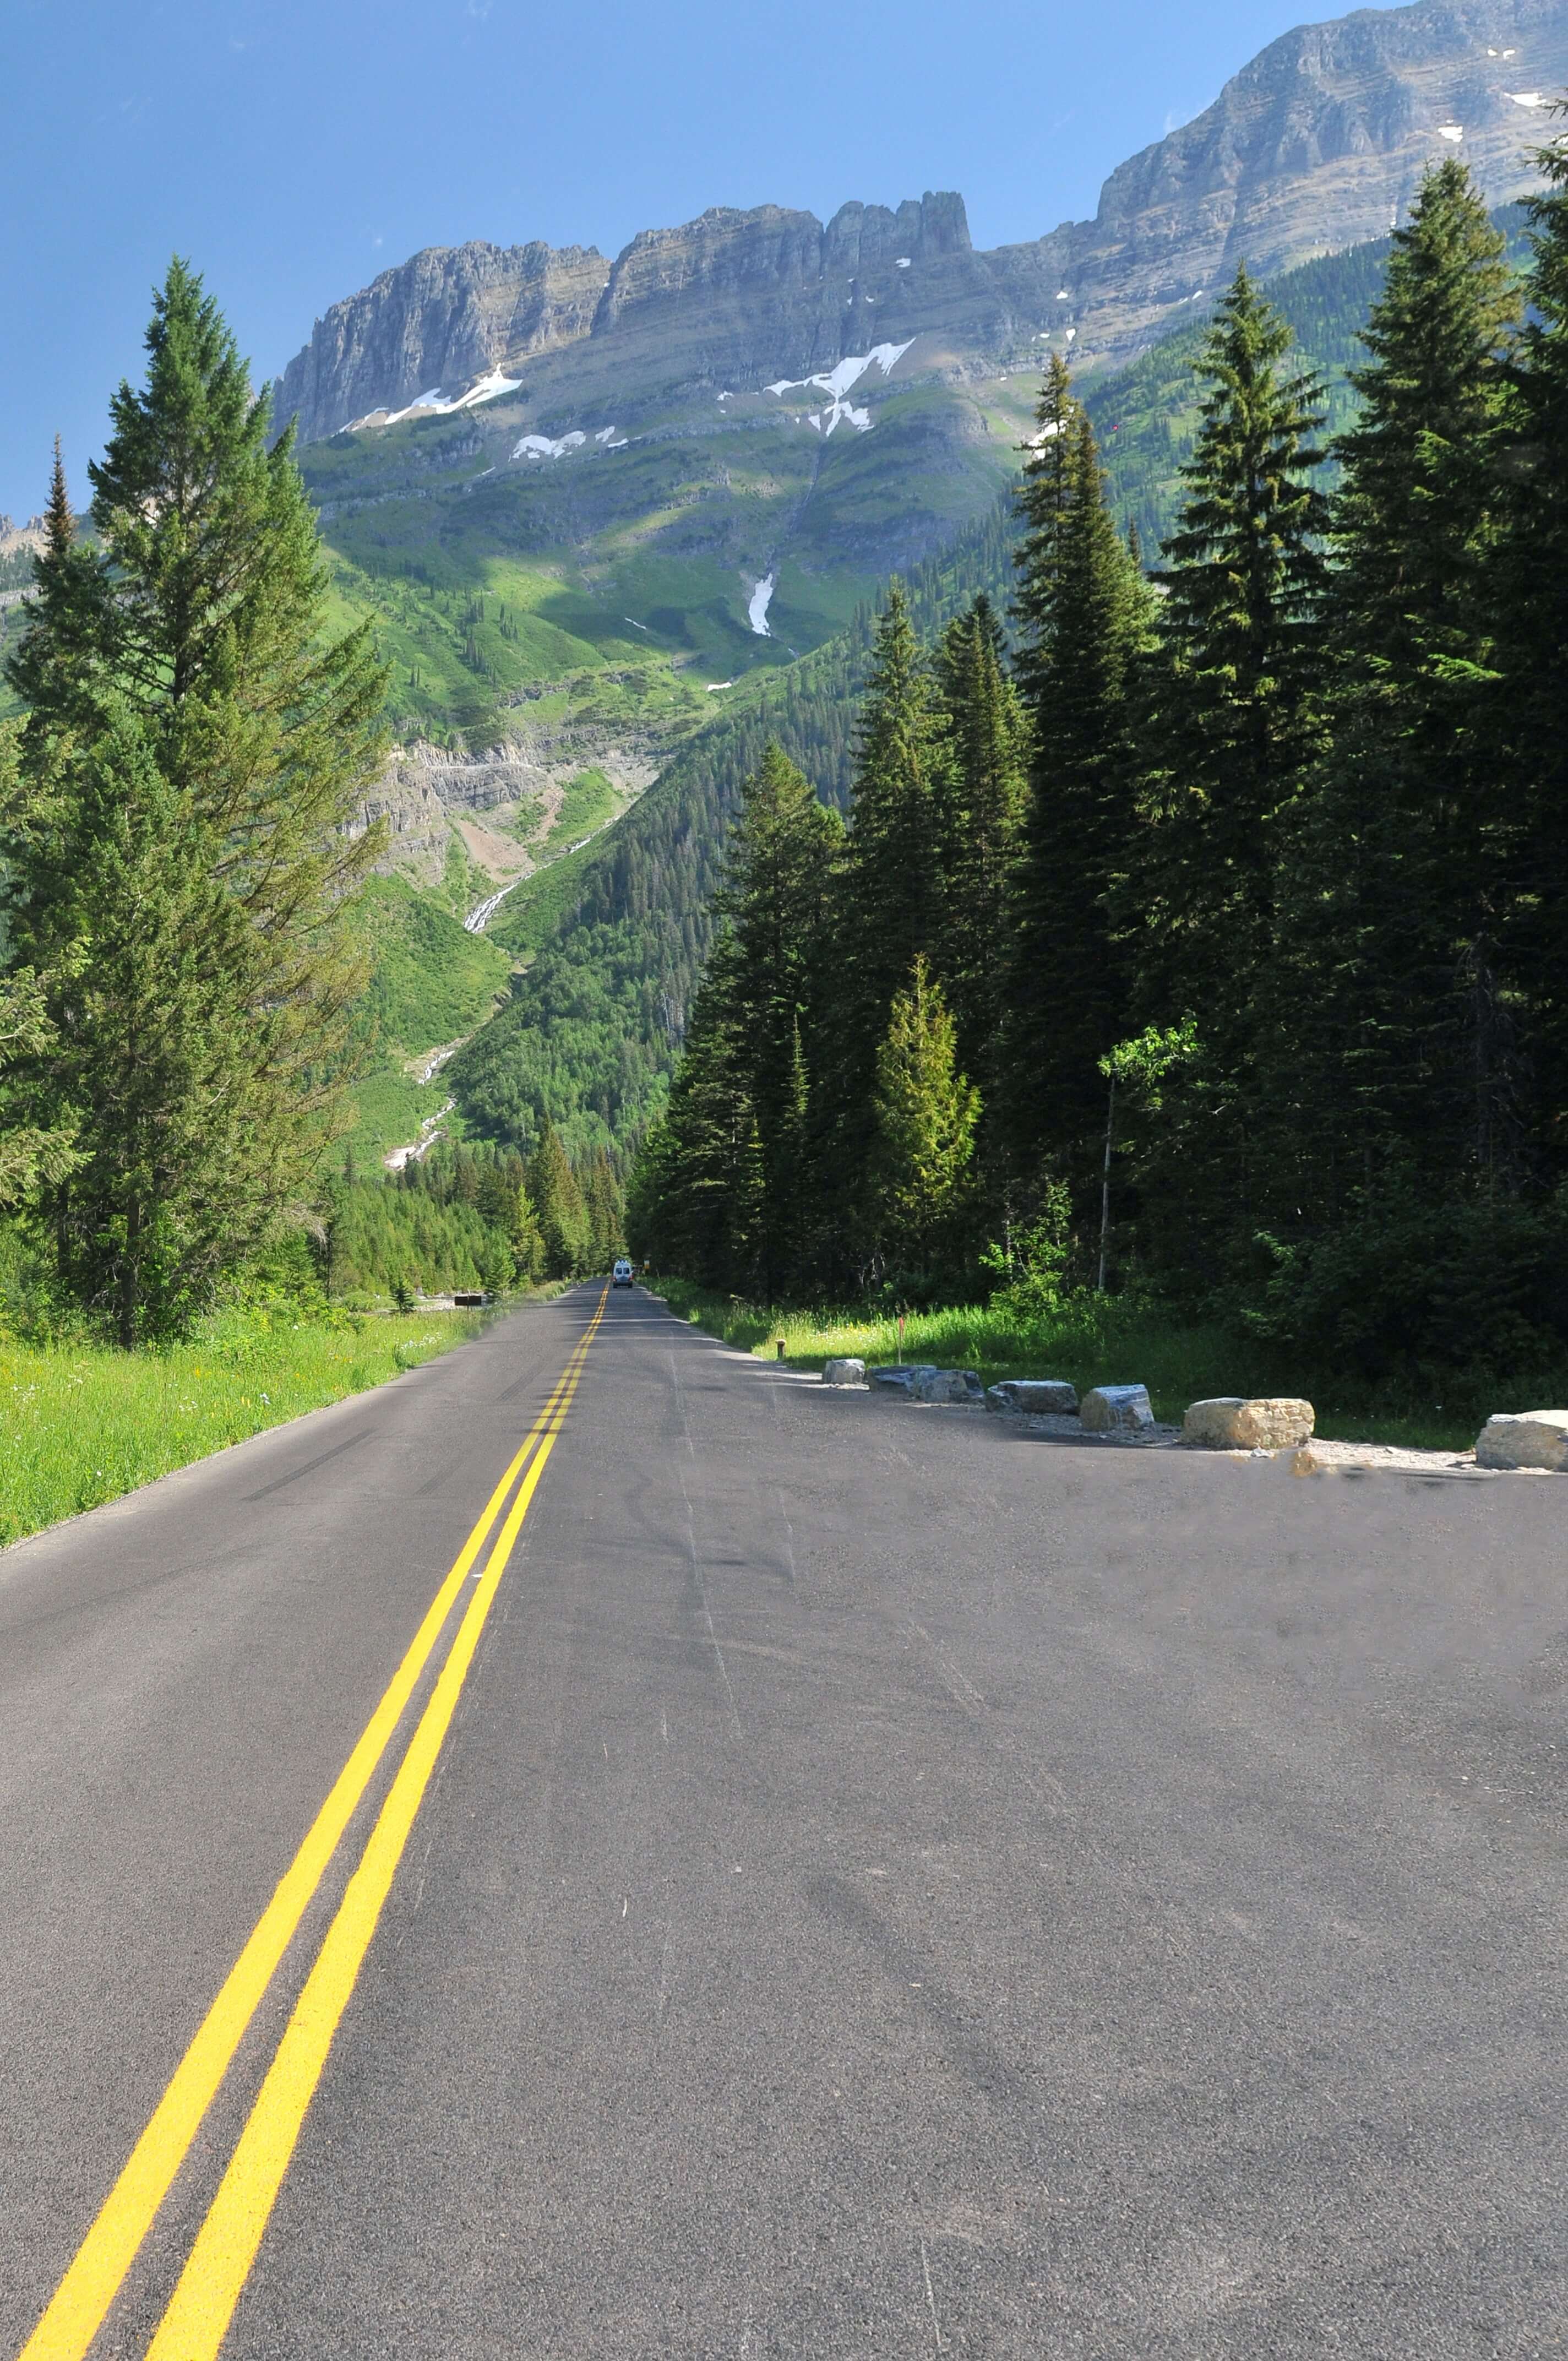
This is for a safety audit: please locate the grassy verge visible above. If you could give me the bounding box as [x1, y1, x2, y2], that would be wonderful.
[0, 1306, 486, 1547]
[649, 1281, 1496, 1452]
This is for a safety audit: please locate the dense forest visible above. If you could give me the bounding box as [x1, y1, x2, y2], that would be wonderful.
[628, 156, 1568, 1390]
[450, 206, 1534, 1168]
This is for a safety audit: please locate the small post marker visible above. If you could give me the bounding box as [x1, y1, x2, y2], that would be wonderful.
[776, 1339, 786, 1360]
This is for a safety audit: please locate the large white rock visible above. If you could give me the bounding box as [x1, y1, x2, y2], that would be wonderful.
[986, 1379, 1079, 1416]
[1081, 1384, 1154, 1434]
[1475, 1410, 1568, 1470]
[821, 1357, 865, 1387]
[1184, 1396, 1315, 1450]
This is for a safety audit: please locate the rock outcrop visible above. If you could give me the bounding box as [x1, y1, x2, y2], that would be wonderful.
[272, 0, 1568, 442]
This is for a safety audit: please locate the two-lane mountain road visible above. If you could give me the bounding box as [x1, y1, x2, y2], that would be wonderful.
[2, 1284, 1563, 2357]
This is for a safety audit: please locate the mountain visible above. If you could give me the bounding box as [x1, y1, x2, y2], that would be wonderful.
[258, 0, 1567, 805]
[276, 0, 1566, 447]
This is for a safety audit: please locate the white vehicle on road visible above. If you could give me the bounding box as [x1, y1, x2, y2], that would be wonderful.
[611, 1258, 634, 1288]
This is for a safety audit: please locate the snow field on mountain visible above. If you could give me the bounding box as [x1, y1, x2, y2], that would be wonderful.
[764, 340, 915, 436]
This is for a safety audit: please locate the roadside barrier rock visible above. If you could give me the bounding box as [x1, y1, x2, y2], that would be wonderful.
[1080, 1384, 1155, 1434]
[869, 1364, 936, 1392]
[1183, 1396, 1315, 1450]
[914, 1368, 984, 1403]
[986, 1379, 1079, 1416]
[821, 1357, 866, 1386]
[1475, 1409, 1568, 1470]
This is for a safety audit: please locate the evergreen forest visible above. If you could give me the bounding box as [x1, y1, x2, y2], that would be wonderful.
[629, 156, 1568, 1401]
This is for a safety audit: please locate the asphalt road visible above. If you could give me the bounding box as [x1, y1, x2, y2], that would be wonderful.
[1, 1283, 1564, 2359]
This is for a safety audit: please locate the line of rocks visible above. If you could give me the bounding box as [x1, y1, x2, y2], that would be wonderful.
[818, 1361, 1568, 1476]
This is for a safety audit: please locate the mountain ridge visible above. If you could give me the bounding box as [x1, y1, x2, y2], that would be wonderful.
[274, 0, 1568, 445]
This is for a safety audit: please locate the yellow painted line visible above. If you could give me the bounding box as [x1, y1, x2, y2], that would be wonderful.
[145, 1285, 608, 2360]
[19, 1307, 600, 2361]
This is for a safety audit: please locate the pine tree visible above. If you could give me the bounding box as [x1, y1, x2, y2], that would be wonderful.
[824, 587, 955, 1272]
[834, 585, 954, 1073]
[1009, 389, 1151, 1208]
[869, 958, 979, 1285]
[1142, 265, 1328, 1010]
[1278, 161, 1521, 1217]
[1129, 266, 1327, 1280]
[627, 934, 763, 1289]
[527, 1118, 590, 1277]
[710, 741, 841, 1297]
[2, 262, 390, 1337]
[20, 706, 283, 1340]
[930, 596, 1029, 1104]
[584, 1147, 625, 1269]
[1494, 113, 1568, 1180]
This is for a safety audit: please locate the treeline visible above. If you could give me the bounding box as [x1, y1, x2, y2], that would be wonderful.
[631, 157, 1568, 1384]
[328, 1130, 624, 1302]
[451, 210, 1526, 1173]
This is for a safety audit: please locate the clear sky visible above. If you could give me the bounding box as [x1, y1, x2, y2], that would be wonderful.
[4, 0, 1337, 517]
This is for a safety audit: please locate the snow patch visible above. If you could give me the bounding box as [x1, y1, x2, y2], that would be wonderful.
[512, 431, 587, 461]
[595, 426, 618, 443]
[764, 341, 914, 436]
[807, 412, 823, 433]
[895, 257, 911, 268]
[1437, 122, 1464, 140]
[1507, 89, 1545, 105]
[1057, 290, 1071, 300]
[624, 617, 650, 632]
[706, 681, 734, 692]
[1065, 328, 1077, 342]
[1504, 46, 1517, 57]
[748, 574, 776, 636]
[367, 368, 524, 429]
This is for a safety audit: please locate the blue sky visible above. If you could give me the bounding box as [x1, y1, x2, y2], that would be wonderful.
[4, 0, 1330, 515]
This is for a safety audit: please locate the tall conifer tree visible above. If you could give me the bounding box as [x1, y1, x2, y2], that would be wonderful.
[1277, 162, 1520, 1215]
[930, 595, 1028, 1108]
[1495, 113, 1568, 1177]
[1009, 382, 1148, 1209]
[869, 958, 979, 1285]
[2, 263, 389, 1337]
[1142, 264, 1327, 1015]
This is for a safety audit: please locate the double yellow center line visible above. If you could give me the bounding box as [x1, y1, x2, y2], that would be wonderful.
[23, 1284, 608, 2361]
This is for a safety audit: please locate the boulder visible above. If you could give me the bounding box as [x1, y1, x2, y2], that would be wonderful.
[914, 1367, 983, 1404]
[1080, 1383, 1155, 1434]
[821, 1357, 866, 1387]
[868, 1364, 936, 1393]
[1183, 1396, 1315, 1450]
[1475, 1410, 1568, 1471]
[986, 1379, 1080, 1416]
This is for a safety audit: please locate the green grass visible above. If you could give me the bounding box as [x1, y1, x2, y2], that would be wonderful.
[650, 1282, 1492, 1452]
[543, 767, 621, 854]
[0, 1307, 486, 1546]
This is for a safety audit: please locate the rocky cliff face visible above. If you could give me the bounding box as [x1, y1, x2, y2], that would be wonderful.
[273, 241, 611, 445]
[274, 0, 1568, 441]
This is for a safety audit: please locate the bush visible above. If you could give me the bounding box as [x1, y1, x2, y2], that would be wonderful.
[1245, 1198, 1568, 1383]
